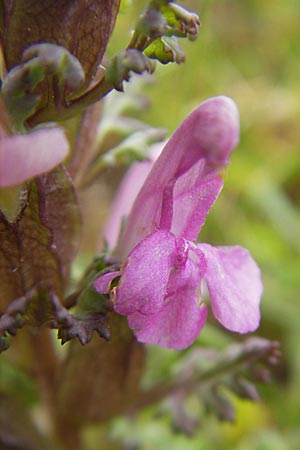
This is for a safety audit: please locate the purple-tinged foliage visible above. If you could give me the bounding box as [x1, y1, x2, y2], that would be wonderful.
[1, 0, 120, 82]
[0, 169, 80, 326]
[95, 96, 263, 350]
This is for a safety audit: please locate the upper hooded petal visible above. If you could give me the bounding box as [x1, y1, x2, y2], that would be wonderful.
[0, 127, 69, 187]
[171, 159, 224, 240]
[118, 96, 240, 257]
[199, 244, 263, 333]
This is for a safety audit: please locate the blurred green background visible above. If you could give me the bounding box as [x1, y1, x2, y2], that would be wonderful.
[104, 1, 300, 449]
[1, 1, 299, 449]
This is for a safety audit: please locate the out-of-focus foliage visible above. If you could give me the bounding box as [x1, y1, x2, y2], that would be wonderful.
[101, 0, 300, 449]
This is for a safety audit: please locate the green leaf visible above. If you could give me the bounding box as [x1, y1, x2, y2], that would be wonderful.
[1, 58, 45, 127]
[106, 49, 156, 92]
[161, 3, 201, 39]
[76, 279, 114, 315]
[100, 126, 166, 165]
[1, 43, 85, 127]
[23, 44, 85, 91]
[128, 2, 200, 52]
[84, 126, 166, 185]
[145, 36, 185, 64]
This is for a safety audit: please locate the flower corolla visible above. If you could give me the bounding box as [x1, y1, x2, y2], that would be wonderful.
[94, 96, 263, 350]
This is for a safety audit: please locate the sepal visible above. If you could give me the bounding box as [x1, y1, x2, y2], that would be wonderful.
[145, 36, 185, 64]
[105, 49, 155, 92]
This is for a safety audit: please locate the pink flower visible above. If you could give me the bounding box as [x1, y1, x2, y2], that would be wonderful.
[94, 96, 263, 350]
[0, 127, 69, 187]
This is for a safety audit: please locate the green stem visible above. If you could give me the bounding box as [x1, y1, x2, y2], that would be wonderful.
[127, 31, 150, 51]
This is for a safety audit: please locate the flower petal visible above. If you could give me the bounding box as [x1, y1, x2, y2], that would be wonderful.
[115, 230, 176, 316]
[0, 127, 69, 187]
[94, 270, 121, 294]
[171, 159, 224, 240]
[199, 244, 263, 333]
[128, 297, 207, 350]
[127, 246, 207, 350]
[119, 96, 240, 256]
